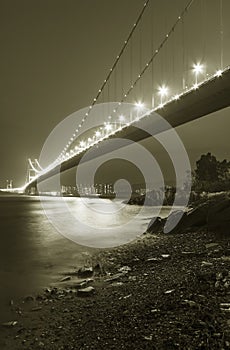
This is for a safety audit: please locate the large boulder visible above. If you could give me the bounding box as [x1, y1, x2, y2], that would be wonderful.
[77, 267, 94, 278]
[207, 202, 230, 233]
[146, 193, 230, 235]
[207, 198, 230, 217]
[185, 203, 209, 227]
[146, 216, 165, 234]
[163, 210, 187, 233]
[161, 204, 209, 233]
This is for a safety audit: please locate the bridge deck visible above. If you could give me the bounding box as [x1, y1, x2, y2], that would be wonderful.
[27, 68, 230, 189]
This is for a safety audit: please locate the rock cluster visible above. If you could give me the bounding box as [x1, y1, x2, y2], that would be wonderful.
[146, 194, 230, 235]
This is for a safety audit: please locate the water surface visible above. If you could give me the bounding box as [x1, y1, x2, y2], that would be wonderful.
[0, 194, 171, 321]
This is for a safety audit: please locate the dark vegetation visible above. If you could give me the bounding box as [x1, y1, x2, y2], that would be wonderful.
[127, 153, 230, 206]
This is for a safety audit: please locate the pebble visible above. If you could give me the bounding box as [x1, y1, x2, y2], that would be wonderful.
[118, 266, 131, 273]
[31, 307, 42, 312]
[164, 289, 175, 294]
[77, 286, 95, 297]
[1, 321, 18, 327]
[205, 243, 220, 249]
[201, 261, 213, 267]
[60, 276, 71, 282]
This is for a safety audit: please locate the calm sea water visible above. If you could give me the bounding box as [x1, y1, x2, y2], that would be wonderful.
[0, 194, 171, 321]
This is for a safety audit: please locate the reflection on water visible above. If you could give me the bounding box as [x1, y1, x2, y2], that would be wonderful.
[0, 194, 171, 321]
[40, 196, 170, 247]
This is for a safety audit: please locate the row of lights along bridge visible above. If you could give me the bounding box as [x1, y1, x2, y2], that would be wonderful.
[56, 62, 223, 164]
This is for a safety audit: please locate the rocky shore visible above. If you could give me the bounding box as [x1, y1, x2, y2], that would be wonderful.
[1, 195, 230, 349]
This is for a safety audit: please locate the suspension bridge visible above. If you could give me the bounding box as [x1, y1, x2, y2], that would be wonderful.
[3, 0, 230, 194]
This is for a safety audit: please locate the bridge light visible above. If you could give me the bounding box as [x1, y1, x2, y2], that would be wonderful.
[215, 69, 222, 77]
[95, 131, 101, 137]
[105, 123, 112, 131]
[158, 85, 168, 104]
[193, 63, 203, 84]
[135, 101, 145, 109]
[193, 83, 199, 90]
[80, 141, 85, 148]
[193, 63, 203, 74]
[173, 94, 180, 100]
[119, 115, 125, 127]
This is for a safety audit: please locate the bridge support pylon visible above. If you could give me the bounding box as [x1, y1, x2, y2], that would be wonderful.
[25, 159, 42, 195]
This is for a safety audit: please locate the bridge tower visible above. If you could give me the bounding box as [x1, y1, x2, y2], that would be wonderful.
[25, 159, 41, 185]
[6, 179, 13, 189]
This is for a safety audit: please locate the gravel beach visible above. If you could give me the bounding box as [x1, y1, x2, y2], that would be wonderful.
[1, 227, 230, 350]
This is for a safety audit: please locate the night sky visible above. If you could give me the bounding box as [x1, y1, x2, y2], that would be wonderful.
[0, 0, 229, 187]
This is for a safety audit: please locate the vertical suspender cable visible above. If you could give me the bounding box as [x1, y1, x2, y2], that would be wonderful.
[151, 0, 154, 107]
[182, 16, 185, 89]
[220, 0, 223, 69]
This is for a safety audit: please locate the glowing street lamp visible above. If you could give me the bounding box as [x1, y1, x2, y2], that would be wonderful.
[158, 85, 168, 104]
[193, 63, 203, 84]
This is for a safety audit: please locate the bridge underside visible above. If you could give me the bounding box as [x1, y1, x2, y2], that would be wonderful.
[27, 68, 230, 191]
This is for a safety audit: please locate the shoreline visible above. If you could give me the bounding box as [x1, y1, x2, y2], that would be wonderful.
[1, 228, 230, 349]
